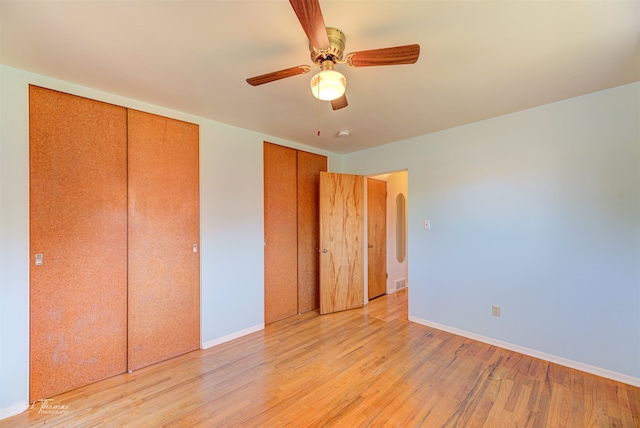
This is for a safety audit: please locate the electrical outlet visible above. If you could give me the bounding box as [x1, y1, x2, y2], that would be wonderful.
[492, 305, 501, 317]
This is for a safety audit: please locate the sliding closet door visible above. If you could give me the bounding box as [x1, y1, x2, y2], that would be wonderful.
[29, 86, 128, 400]
[127, 110, 200, 371]
[263, 142, 298, 324]
[297, 151, 327, 313]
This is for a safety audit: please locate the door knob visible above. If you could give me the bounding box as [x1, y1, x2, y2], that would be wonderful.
[321, 249, 328, 253]
[368, 244, 373, 248]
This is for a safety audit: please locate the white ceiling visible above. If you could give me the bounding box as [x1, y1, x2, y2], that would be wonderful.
[1, 1, 638, 154]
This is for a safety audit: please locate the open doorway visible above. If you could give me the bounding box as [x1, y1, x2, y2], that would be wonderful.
[368, 171, 408, 297]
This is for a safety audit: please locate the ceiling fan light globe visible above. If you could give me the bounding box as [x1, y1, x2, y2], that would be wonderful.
[310, 69, 346, 101]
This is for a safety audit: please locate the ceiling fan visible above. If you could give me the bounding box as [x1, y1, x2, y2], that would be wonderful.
[246, 0, 420, 110]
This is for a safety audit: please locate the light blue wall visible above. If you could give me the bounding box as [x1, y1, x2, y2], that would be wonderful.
[199, 121, 265, 341]
[0, 65, 31, 416]
[343, 82, 640, 379]
[0, 65, 341, 414]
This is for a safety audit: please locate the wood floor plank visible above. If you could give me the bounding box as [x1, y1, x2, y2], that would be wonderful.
[3, 288, 639, 427]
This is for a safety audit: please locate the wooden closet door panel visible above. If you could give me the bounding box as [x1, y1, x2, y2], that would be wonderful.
[319, 172, 364, 314]
[264, 142, 298, 324]
[29, 86, 128, 401]
[297, 151, 327, 313]
[367, 178, 387, 299]
[127, 110, 200, 371]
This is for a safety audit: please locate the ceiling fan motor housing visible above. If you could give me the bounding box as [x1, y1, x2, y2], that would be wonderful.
[309, 27, 346, 64]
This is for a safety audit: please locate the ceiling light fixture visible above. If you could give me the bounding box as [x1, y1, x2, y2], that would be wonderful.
[310, 61, 346, 102]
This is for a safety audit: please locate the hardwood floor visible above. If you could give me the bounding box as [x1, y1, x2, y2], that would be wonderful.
[3, 288, 639, 427]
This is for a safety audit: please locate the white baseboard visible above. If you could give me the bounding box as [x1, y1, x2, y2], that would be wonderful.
[201, 323, 264, 350]
[0, 400, 29, 421]
[409, 316, 640, 388]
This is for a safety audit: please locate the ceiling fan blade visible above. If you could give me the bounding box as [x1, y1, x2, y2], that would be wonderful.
[331, 94, 348, 110]
[289, 0, 330, 49]
[346, 44, 420, 67]
[246, 65, 311, 86]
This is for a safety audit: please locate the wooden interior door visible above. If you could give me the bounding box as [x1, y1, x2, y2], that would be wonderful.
[367, 178, 387, 300]
[319, 172, 364, 314]
[263, 142, 298, 324]
[127, 109, 200, 371]
[297, 151, 327, 313]
[29, 86, 128, 400]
